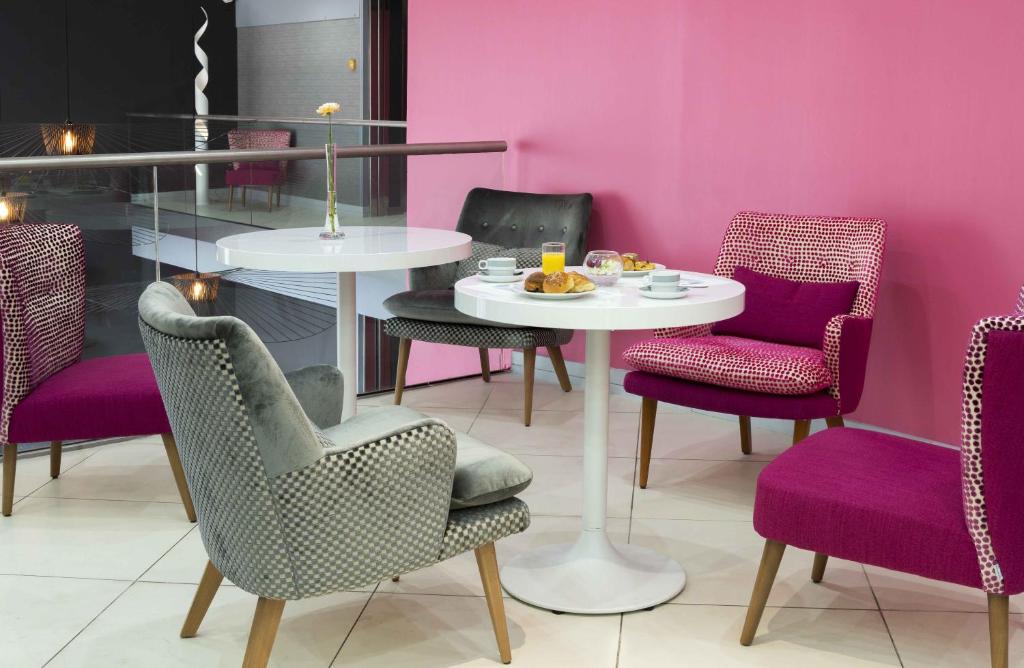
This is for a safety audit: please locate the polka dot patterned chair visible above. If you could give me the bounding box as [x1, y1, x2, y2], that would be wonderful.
[622, 211, 887, 488]
[741, 286, 1024, 668]
[0, 224, 195, 520]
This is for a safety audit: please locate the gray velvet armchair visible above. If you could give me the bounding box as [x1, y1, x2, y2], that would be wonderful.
[384, 187, 593, 426]
[138, 282, 533, 667]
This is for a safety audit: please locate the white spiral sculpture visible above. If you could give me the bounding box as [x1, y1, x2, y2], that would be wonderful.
[194, 8, 210, 206]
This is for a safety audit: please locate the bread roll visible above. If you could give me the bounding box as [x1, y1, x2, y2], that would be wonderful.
[524, 271, 546, 293]
[568, 272, 596, 292]
[542, 271, 574, 294]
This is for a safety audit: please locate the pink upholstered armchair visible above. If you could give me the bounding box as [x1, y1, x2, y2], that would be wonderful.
[0, 224, 195, 520]
[740, 287, 1024, 668]
[622, 211, 887, 488]
[225, 129, 292, 212]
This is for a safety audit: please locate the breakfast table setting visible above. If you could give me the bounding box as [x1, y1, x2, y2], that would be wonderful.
[455, 244, 746, 614]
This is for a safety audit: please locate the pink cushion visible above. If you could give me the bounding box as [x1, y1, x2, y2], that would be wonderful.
[8, 353, 170, 442]
[623, 335, 833, 395]
[225, 168, 283, 187]
[712, 266, 859, 348]
[754, 428, 984, 590]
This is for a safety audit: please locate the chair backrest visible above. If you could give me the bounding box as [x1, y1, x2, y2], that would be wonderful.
[138, 281, 324, 598]
[0, 224, 85, 444]
[227, 128, 292, 173]
[455, 187, 593, 265]
[714, 211, 887, 318]
[960, 286, 1024, 595]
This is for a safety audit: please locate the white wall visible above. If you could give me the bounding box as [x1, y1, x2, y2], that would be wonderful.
[235, 0, 360, 27]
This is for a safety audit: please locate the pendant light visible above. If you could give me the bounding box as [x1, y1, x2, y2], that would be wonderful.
[40, 0, 96, 156]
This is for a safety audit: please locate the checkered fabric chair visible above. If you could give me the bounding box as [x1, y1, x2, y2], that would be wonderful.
[384, 187, 593, 426]
[138, 281, 532, 667]
[622, 211, 887, 488]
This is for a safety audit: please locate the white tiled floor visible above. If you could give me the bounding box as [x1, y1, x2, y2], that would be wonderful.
[0, 371, 1015, 666]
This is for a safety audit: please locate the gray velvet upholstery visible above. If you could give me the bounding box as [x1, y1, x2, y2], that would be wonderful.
[137, 281, 531, 601]
[284, 365, 343, 429]
[383, 289, 516, 327]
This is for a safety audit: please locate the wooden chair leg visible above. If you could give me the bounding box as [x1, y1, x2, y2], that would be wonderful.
[739, 416, 752, 455]
[181, 560, 224, 638]
[479, 348, 491, 382]
[2, 443, 16, 517]
[811, 553, 828, 583]
[793, 419, 811, 444]
[826, 415, 845, 429]
[740, 539, 787, 646]
[50, 440, 62, 479]
[266, 186, 272, 213]
[475, 542, 512, 664]
[522, 347, 536, 427]
[546, 345, 573, 392]
[394, 338, 411, 405]
[989, 594, 1009, 668]
[639, 397, 658, 489]
[161, 433, 197, 523]
[241, 186, 247, 206]
[276, 186, 282, 207]
[228, 185, 234, 211]
[242, 597, 286, 668]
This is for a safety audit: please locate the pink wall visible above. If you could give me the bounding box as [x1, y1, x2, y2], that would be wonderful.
[406, 0, 1024, 444]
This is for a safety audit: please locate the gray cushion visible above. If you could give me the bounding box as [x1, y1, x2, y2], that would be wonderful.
[383, 289, 516, 327]
[322, 406, 532, 509]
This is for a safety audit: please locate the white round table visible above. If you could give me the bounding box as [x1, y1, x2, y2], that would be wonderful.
[455, 270, 744, 614]
[217, 226, 472, 419]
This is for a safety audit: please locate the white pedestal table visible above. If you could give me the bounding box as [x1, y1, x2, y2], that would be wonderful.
[217, 226, 472, 419]
[454, 270, 744, 614]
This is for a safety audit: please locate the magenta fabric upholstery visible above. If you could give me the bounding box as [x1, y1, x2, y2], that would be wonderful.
[9, 353, 170, 442]
[226, 129, 291, 176]
[754, 428, 983, 588]
[225, 168, 283, 187]
[712, 266, 859, 348]
[623, 370, 836, 419]
[622, 335, 832, 395]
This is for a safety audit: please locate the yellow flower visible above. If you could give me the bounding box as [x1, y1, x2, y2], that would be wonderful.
[316, 102, 341, 117]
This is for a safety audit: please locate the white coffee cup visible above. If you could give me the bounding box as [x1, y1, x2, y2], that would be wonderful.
[649, 269, 682, 291]
[479, 257, 516, 274]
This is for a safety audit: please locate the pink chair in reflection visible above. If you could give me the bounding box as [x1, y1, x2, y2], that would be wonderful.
[622, 211, 887, 488]
[0, 224, 195, 520]
[225, 129, 292, 212]
[741, 287, 1024, 668]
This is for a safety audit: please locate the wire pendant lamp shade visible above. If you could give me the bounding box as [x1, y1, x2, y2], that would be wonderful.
[41, 0, 95, 156]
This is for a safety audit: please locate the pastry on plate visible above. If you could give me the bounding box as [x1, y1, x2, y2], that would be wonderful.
[568, 271, 596, 292]
[622, 253, 656, 271]
[542, 271, 575, 294]
[524, 271, 546, 293]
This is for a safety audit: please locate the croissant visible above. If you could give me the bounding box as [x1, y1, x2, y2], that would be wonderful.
[542, 271, 574, 294]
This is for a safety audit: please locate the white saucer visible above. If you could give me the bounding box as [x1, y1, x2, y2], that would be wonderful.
[622, 263, 666, 277]
[478, 270, 524, 283]
[638, 285, 689, 300]
[513, 285, 592, 300]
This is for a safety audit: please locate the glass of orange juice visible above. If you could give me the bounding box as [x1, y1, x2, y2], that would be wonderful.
[541, 241, 566, 274]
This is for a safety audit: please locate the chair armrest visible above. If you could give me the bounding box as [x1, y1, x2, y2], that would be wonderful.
[823, 315, 874, 414]
[284, 365, 343, 429]
[410, 262, 458, 291]
[654, 324, 713, 339]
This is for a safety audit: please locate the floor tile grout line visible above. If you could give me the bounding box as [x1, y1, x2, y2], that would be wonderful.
[17, 448, 101, 499]
[41, 523, 199, 667]
[614, 612, 625, 668]
[863, 564, 905, 667]
[329, 581, 382, 667]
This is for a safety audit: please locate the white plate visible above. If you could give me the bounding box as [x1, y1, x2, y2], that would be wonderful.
[513, 285, 592, 300]
[638, 285, 689, 300]
[621, 262, 665, 277]
[478, 270, 524, 283]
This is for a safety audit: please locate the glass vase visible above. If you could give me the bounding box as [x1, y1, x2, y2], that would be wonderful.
[319, 142, 344, 240]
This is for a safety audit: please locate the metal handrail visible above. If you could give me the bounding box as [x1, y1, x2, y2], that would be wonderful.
[127, 112, 407, 128]
[0, 140, 507, 172]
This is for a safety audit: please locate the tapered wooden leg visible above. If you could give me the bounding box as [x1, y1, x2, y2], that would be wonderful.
[266, 187, 272, 212]
[2, 443, 16, 517]
[739, 416, 752, 455]
[826, 415, 845, 429]
[546, 345, 573, 392]
[228, 185, 234, 211]
[475, 542, 512, 664]
[523, 347, 536, 427]
[740, 540, 787, 646]
[241, 186, 247, 206]
[242, 597, 286, 668]
[393, 338, 411, 405]
[989, 594, 1009, 668]
[49, 441, 62, 479]
[181, 560, 224, 638]
[479, 348, 491, 382]
[793, 419, 811, 444]
[391, 575, 400, 582]
[276, 186, 282, 207]
[161, 433, 197, 523]
[811, 553, 828, 583]
[639, 397, 658, 489]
